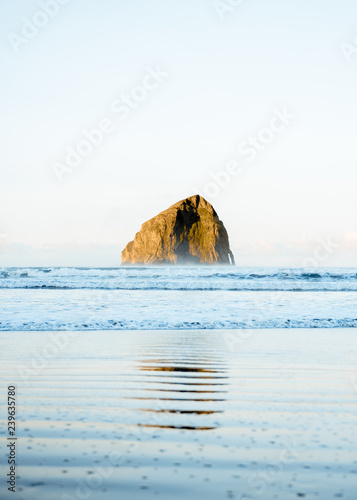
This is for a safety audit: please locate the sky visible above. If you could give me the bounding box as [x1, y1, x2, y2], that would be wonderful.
[1, 0, 357, 267]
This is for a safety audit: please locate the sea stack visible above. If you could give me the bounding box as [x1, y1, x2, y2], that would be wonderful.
[121, 195, 235, 265]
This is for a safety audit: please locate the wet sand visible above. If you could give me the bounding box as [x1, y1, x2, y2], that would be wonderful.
[0, 329, 356, 499]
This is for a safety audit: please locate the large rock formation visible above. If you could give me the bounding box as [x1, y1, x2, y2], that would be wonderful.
[121, 195, 235, 265]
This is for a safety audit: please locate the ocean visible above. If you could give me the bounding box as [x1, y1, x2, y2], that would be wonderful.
[1, 266, 357, 331]
[1, 266, 357, 499]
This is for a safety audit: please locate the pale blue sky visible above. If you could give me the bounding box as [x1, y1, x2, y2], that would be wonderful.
[1, 0, 357, 266]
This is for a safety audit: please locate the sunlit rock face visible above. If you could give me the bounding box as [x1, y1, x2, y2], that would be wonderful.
[121, 195, 235, 265]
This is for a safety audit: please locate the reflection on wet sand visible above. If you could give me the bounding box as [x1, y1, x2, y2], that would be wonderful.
[140, 365, 225, 374]
[140, 409, 223, 415]
[128, 396, 226, 402]
[127, 360, 229, 430]
[138, 424, 217, 431]
[144, 388, 227, 393]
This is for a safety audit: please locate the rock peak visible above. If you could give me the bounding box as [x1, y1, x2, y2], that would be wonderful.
[171, 194, 217, 213]
[121, 195, 235, 265]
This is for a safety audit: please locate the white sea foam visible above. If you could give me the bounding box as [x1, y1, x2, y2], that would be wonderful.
[0, 275, 356, 331]
[0, 266, 357, 291]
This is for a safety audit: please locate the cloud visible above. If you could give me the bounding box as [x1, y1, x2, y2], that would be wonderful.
[342, 231, 357, 251]
[0, 243, 121, 267]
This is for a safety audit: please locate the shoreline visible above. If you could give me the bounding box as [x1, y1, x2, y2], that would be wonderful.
[1, 326, 357, 333]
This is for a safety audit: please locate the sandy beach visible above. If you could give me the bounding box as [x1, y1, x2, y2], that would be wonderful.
[0, 328, 356, 500]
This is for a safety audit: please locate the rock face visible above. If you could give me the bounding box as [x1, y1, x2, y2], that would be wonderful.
[121, 195, 235, 265]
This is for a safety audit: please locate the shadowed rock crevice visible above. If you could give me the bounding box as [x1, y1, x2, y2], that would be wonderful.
[121, 195, 235, 265]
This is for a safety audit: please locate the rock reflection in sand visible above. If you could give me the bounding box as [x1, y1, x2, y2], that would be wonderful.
[130, 352, 228, 430]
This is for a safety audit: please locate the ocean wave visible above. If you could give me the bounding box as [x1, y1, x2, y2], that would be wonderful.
[0, 266, 357, 291]
[1, 318, 356, 331]
[300, 272, 322, 279]
[1, 282, 356, 331]
[0, 284, 357, 292]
